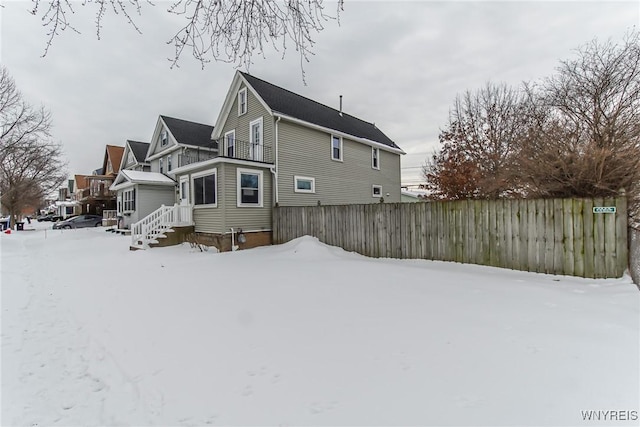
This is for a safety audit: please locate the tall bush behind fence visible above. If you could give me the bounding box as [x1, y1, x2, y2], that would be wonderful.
[273, 197, 628, 279]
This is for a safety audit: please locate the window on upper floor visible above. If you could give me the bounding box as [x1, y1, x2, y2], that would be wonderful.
[331, 135, 343, 161]
[372, 147, 380, 170]
[159, 158, 164, 174]
[238, 88, 247, 116]
[294, 176, 315, 193]
[237, 168, 263, 207]
[167, 155, 172, 172]
[160, 130, 168, 147]
[249, 117, 263, 161]
[193, 169, 217, 207]
[372, 185, 382, 198]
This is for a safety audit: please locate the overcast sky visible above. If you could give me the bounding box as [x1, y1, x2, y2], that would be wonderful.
[1, 1, 638, 186]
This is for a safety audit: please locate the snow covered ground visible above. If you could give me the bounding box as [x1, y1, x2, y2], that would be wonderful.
[1, 222, 638, 426]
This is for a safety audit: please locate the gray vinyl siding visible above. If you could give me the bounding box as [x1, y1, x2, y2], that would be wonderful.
[221, 163, 272, 232]
[177, 161, 272, 234]
[119, 184, 175, 228]
[277, 120, 401, 206]
[220, 83, 274, 151]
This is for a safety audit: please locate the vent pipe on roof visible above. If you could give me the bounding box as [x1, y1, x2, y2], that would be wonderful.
[339, 95, 343, 117]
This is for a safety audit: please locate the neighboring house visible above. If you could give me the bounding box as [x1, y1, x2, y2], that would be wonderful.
[76, 145, 124, 215]
[110, 116, 216, 229]
[160, 70, 404, 251]
[401, 188, 429, 202]
[120, 140, 151, 172]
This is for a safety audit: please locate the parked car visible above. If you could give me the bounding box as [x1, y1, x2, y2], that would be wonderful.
[53, 214, 102, 229]
[37, 213, 62, 222]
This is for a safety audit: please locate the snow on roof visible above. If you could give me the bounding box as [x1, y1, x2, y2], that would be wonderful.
[122, 170, 175, 185]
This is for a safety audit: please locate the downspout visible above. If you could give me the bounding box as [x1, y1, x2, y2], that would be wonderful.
[270, 116, 281, 206]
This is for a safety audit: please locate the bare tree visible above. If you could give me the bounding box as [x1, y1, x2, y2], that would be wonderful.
[30, 0, 343, 77]
[518, 30, 640, 216]
[0, 67, 67, 228]
[424, 82, 529, 199]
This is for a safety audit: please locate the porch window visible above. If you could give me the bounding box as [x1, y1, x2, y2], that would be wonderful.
[331, 135, 343, 161]
[237, 168, 263, 207]
[123, 188, 136, 211]
[193, 169, 217, 207]
[238, 88, 247, 116]
[294, 176, 315, 193]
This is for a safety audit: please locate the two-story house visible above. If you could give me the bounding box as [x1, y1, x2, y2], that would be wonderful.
[75, 145, 124, 216]
[110, 117, 217, 229]
[158, 71, 404, 251]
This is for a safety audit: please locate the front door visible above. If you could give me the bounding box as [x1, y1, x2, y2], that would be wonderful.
[179, 176, 190, 205]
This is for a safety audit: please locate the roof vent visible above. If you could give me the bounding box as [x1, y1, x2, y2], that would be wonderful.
[339, 95, 343, 117]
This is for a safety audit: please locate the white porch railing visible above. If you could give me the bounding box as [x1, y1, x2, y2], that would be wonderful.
[131, 203, 192, 249]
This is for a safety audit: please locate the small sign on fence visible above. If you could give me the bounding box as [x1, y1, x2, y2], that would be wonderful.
[593, 206, 616, 214]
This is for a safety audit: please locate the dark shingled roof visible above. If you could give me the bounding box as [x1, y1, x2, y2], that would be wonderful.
[127, 140, 150, 163]
[160, 115, 217, 149]
[240, 72, 400, 150]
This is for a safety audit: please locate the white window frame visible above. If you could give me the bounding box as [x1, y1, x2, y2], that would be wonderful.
[192, 168, 218, 208]
[123, 188, 136, 212]
[294, 176, 316, 194]
[249, 117, 263, 161]
[159, 158, 164, 174]
[225, 130, 236, 158]
[331, 135, 343, 161]
[160, 130, 168, 147]
[179, 176, 190, 204]
[372, 147, 380, 170]
[167, 154, 172, 172]
[372, 185, 382, 198]
[238, 88, 247, 116]
[237, 168, 263, 207]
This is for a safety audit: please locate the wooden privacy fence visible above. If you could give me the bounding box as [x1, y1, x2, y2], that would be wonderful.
[273, 197, 628, 278]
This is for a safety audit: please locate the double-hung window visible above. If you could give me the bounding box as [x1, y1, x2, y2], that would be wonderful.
[372, 147, 380, 170]
[237, 168, 263, 207]
[238, 88, 247, 116]
[167, 155, 172, 172]
[160, 130, 168, 147]
[159, 158, 164, 174]
[123, 188, 136, 211]
[192, 169, 217, 207]
[331, 135, 343, 161]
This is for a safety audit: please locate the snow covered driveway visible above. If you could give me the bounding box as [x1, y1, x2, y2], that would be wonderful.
[1, 225, 638, 426]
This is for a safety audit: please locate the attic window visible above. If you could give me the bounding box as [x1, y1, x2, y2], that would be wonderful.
[161, 130, 168, 147]
[238, 88, 247, 116]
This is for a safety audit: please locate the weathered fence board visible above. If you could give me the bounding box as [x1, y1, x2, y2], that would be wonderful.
[273, 197, 628, 278]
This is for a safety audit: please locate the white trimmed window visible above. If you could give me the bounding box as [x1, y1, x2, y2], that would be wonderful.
[225, 130, 236, 158]
[167, 155, 172, 172]
[192, 169, 217, 207]
[372, 147, 380, 170]
[372, 185, 382, 198]
[123, 188, 136, 211]
[237, 168, 263, 207]
[160, 130, 168, 147]
[294, 176, 315, 193]
[159, 158, 164, 174]
[331, 135, 343, 161]
[238, 88, 247, 116]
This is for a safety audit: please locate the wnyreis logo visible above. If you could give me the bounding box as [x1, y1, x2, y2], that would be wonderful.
[581, 410, 639, 422]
